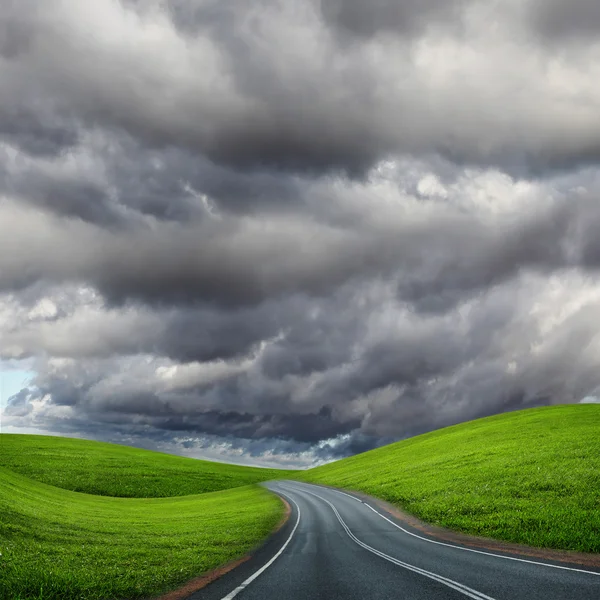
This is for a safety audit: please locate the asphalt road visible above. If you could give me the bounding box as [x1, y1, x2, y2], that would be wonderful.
[191, 481, 600, 600]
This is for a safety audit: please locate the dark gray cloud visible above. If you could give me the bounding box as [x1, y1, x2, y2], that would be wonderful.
[0, 110, 78, 158]
[321, 0, 600, 47]
[529, 0, 600, 41]
[0, 130, 305, 228]
[320, 0, 466, 39]
[2, 193, 596, 311]
[7, 262, 600, 466]
[5, 388, 34, 418]
[2, 0, 600, 178]
[3, 0, 600, 467]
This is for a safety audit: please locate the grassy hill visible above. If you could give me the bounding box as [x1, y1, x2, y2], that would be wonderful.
[296, 404, 600, 553]
[0, 434, 289, 497]
[0, 467, 283, 600]
[0, 435, 289, 599]
[3, 405, 598, 599]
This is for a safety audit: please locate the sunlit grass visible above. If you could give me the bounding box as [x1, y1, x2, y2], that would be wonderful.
[296, 405, 600, 552]
[0, 467, 283, 600]
[0, 434, 289, 497]
[0, 434, 289, 599]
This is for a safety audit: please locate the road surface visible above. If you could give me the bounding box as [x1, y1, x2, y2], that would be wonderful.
[191, 480, 600, 600]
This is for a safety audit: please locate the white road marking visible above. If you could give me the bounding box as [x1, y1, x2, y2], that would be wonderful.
[287, 485, 497, 600]
[297, 483, 600, 578]
[331, 488, 364, 503]
[219, 490, 301, 600]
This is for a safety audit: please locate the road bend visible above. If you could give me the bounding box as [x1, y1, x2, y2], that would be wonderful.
[190, 480, 600, 600]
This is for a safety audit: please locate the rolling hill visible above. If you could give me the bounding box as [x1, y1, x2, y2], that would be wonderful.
[2, 404, 598, 599]
[296, 404, 600, 552]
[0, 467, 283, 600]
[0, 435, 289, 600]
[0, 434, 288, 497]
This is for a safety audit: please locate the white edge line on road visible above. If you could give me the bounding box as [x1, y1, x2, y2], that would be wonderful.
[219, 489, 301, 600]
[291, 485, 496, 600]
[291, 482, 600, 578]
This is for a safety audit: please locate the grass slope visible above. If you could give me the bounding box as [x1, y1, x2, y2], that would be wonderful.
[0, 467, 284, 600]
[0, 434, 288, 497]
[296, 405, 600, 552]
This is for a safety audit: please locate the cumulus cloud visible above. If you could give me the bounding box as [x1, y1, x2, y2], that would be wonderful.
[3, 0, 600, 175]
[2, 0, 600, 466]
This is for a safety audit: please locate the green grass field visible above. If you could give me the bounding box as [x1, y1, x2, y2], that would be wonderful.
[2, 405, 598, 599]
[0, 467, 283, 600]
[0, 434, 288, 497]
[296, 405, 600, 552]
[0, 435, 288, 599]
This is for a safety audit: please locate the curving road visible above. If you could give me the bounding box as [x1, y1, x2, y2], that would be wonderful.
[191, 481, 600, 600]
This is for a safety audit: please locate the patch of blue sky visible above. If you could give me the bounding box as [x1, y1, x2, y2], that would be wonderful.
[0, 363, 35, 407]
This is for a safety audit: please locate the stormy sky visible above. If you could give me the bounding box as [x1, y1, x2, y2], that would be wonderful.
[2, 0, 600, 467]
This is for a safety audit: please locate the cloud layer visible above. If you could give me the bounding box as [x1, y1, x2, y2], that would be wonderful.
[2, 0, 600, 465]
